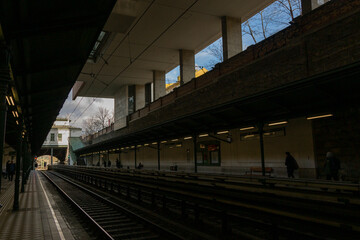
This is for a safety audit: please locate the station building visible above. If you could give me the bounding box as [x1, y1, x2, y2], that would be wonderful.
[38, 118, 82, 167]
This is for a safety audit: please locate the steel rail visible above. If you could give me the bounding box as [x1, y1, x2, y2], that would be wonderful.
[54, 165, 360, 193]
[51, 166, 360, 237]
[41, 171, 114, 240]
[52, 166, 360, 206]
[43, 171, 185, 240]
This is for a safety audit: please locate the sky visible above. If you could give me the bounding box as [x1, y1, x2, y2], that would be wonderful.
[60, 0, 301, 131]
[59, 91, 114, 128]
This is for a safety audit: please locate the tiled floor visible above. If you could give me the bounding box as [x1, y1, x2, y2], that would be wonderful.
[0, 171, 75, 240]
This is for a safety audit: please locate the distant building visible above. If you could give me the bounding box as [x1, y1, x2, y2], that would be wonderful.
[166, 67, 208, 94]
[39, 118, 82, 167]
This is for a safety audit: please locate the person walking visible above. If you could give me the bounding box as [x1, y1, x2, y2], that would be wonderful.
[8, 160, 15, 181]
[324, 152, 340, 180]
[285, 152, 298, 178]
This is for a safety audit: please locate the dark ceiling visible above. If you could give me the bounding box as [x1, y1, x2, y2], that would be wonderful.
[0, 0, 116, 154]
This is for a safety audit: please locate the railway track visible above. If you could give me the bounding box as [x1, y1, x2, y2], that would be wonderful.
[41, 171, 186, 240]
[50, 166, 360, 239]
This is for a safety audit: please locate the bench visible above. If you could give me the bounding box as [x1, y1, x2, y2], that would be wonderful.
[170, 165, 178, 171]
[246, 167, 273, 176]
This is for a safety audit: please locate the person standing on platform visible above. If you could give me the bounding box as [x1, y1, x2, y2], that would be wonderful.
[116, 158, 121, 168]
[285, 152, 298, 178]
[8, 160, 15, 181]
[5, 160, 10, 179]
[324, 152, 340, 181]
[137, 162, 143, 169]
[107, 160, 111, 168]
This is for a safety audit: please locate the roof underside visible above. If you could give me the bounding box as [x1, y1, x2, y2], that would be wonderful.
[0, 0, 116, 153]
[75, 0, 275, 98]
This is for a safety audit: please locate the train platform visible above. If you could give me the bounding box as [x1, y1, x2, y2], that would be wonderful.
[0, 171, 75, 240]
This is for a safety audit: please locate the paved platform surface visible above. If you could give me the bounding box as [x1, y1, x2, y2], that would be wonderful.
[0, 171, 75, 240]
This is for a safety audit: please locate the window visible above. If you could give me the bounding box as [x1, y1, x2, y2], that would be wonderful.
[88, 31, 109, 62]
[196, 141, 221, 166]
[50, 133, 55, 141]
[128, 85, 136, 115]
[145, 83, 152, 105]
[58, 133, 62, 142]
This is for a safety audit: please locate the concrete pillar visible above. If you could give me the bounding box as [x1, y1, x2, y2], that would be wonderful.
[153, 70, 165, 100]
[13, 134, 22, 211]
[302, 0, 330, 14]
[50, 147, 53, 165]
[222, 16, 242, 61]
[179, 49, 195, 85]
[135, 85, 145, 110]
[114, 85, 128, 130]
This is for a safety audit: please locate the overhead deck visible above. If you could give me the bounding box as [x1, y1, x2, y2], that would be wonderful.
[74, 0, 275, 98]
[76, 0, 360, 154]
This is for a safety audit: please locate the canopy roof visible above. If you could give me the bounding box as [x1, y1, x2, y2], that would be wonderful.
[0, 0, 116, 153]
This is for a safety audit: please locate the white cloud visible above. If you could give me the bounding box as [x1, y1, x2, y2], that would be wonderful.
[58, 90, 114, 129]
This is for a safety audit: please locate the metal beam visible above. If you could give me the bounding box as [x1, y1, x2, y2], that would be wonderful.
[258, 122, 265, 176]
[157, 140, 160, 171]
[193, 134, 197, 173]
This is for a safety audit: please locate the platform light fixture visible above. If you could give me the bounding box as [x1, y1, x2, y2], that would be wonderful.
[152, 142, 157, 145]
[217, 130, 229, 135]
[16, 120, 19, 125]
[131, 146, 135, 148]
[199, 133, 209, 138]
[12, 111, 16, 117]
[9, 96, 15, 106]
[176, 144, 182, 147]
[5, 96, 10, 105]
[268, 121, 288, 126]
[161, 140, 167, 143]
[183, 136, 192, 140]
[306, 114, 333, 120]
[244, 134, 255, 139]
[144, 143, 149, 146]
[121, 147, 124, 150]
[240, 126, 255, 131]
[171, 139, 179, 142]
